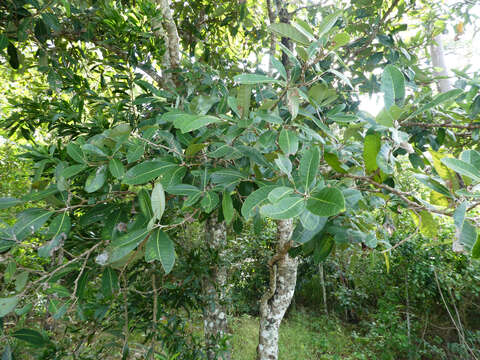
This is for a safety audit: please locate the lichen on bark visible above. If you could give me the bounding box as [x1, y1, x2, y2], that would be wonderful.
[203, 213, 231, 360]
[257, 219, 298, 360]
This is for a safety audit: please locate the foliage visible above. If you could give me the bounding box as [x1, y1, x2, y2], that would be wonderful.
[1, 0, 480, 358]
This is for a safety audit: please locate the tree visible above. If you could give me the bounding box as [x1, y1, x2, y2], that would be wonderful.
[1, 0, 480, 359]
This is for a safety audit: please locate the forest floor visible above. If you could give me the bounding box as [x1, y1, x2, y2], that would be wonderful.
[229, 313, 377, 360]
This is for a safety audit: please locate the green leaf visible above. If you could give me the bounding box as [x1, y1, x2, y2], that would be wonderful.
[233, 74, 283, 85]
[414, 174, 452, 197]
[82, 143, 108, 158]
[166, 184, 201, 196]
[109, 159, 125, 179]
[47, 212, 71, 241]
[453, 202, 467, 229]
[270, 56, 287, 80]
[22, 186, 59, 202]
[126, 143, 144, 163]
[151, 182, 165, 222]
[0, 197, 22, 209]
[241, 185, 277, 218]
[313, 235, 335, 263]
[411, 210, 437, 238]
[308, 83, 337, 107]
[61, 164, 87, 179]
[201, 191, 219, 213]
[0, 240, 15, 253]
[211, 169, 246, 188]
[123, 161, 179, 185]
[459, 221, 477, 251]
[287, 88, 300, 120]
[159, 166, 186, 188]
[375, 105, 403, 127]
[381, 65, 405, 109]
[318, 11, 342, 38]
[176, 115, 221, 133]
[376, 143, 393, 174]
[324, 152, 346, 173]
[292, 217, 327, 244]
[410, 89, 463, 118]
[12, 329, 46, 347]
[66, 143, 85, 163]
[460, 150, 480, 169]
[13, 208, 54, 241]
[328, 69, 353, 88]
[279, 129, 299, 155]
[299, 209, 323, 231]
[222, 191, 235, 225]
[107, 228, 150, 264]
[138, 189, 153, 220]
[471, 235, 480, 259]
[84, 166, 107, 193]
[14, 303, 33, 316]
[332, 32, 350, 48]
[307, 187, 345, 216]
[268, 187, 294, 203]
[260, 196, 305, 220]
[363, 132, 381, 174]
[441, 158, 480, 182]
[237, 84, 251, 119]
[101, 267, 119, 298]
[0, 296, 19, 317]
[275, 154, 292, 176]
[268, 22, 310, 45]
[299, 147, 320, 190]
[145, 229, 175, 274]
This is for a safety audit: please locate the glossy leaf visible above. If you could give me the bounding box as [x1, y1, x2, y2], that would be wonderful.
[109, 159, 125, 179]
[233, 74, 283, 85]
[123, 161, 179, 185]
[107, 228, 150, 264]
[364, 133, 381, 174]
[410, 89, 463, 118]
[381, 65, 405, 109]
[138, 189, 153, 219]
[13, 208, 54, 241]
[260, 196, 305, 220]
[307, 187, 345, 217]
[151, 182, 166, 222]
[292, 218, 327, 244]
[279, 129, 299, 155]
[268, 22, 310, 45]
[101, 267, 119, 297]
[0, 197, 22, 209]
[201, 191, 219, 213]
[145, 229, 175, 274]
[299, 147, 320, 190]
[84, 166, 107, 193]
[274, 154, 292, 176]
[268, 187, 294, 203]
[222, 191, 235, 225]
[12, 328, 46, 347]
[0, 296, 19, 317]
[241, 185, 277, 218]
[66, 143, 85, 163]
[441, 158, 480, 182]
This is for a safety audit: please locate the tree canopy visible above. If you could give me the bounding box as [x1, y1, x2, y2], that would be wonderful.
[1, 0, 480, 359]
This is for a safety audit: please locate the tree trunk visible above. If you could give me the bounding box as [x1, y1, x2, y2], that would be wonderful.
[203, 214, 230, 360]
[257, 219, 298, 360]
[430, 35, 451, 93]
[319, 263, 328, 315]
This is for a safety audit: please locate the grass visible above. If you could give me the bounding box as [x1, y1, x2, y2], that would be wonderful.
[230, 312, 376, 360]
